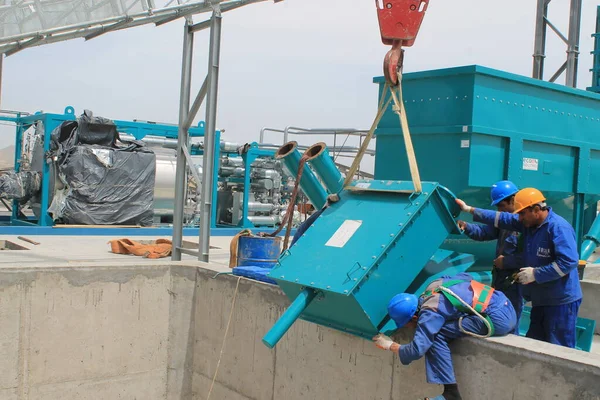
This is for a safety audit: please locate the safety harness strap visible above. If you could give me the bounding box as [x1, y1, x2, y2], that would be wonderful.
[423, 279, 496, 323]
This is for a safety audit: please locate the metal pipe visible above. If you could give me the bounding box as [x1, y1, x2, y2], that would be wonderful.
[220, 141, 241, 152]
[566, 0, 583, 87]
[580, 213, 600, 261]
[304, 142, 343, 194]
[248, 215, 281, 226]
[259, 127, 285, 143]
[172, 22, 194, 261]
[119, 134, 179, 149]
[262, 288, 316, 348]
[276, 141, 327, 209]
[198, 10, 223, 262]
[246, 202, 275, 212]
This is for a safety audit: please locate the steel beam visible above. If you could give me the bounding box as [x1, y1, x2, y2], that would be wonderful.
[172, 22, 194, 261]
[198, 8, 222, 262]
[532, 0, 549, 80]
[566, 0, 582, 87]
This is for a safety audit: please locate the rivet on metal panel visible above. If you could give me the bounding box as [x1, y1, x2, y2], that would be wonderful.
[280, 275, 285, 278]
[311, 282, 315, 285]
[415, 202, 420, 206]
[353, 278, 357, 281]
[484, 97, 488, 100]
[381, 244, 385, 248]
[407, 213, 412, 216]
[372, 255, 377, 259]
[500, 100, 503, 103]
[344, 290, 348, 293]
[327, 285, 331, 289]
[389, 234, 394, 237]
[492, 98, 496, 102]
[295, 279, 299, 282]
[398, 223, 403, 226]
[362, 267, 367, 270]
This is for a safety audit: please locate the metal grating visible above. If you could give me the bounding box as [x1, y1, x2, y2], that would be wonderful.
[0, 0, 267, 55]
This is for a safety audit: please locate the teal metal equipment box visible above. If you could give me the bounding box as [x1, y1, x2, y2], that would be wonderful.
[374, 65, 600, 266]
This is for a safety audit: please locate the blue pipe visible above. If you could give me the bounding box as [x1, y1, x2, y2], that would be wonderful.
[305, 142, 344, 194]
[262, 288, 317, 348]
[580, 213, 600, 261]
[276, 142, 327, 209]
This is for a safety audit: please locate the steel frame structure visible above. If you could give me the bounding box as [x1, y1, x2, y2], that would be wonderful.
[0, 0, 280, 263]
[532, 0, 583, 87]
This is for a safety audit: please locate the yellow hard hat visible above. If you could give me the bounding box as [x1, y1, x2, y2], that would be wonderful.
[513, 188, 546, 214]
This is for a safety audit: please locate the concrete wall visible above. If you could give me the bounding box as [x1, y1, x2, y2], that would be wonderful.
[580, 280, 600, 335]
[1, 263, 599, 400]
[0, 265, 171, 400]
[189, 269, 600, 400]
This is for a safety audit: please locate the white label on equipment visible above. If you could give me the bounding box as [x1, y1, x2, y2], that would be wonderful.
[355, 182, 371, 189]
[325, 220, 362, 248]
[523, 158, 539, 171]
[460, 140, 470, 148]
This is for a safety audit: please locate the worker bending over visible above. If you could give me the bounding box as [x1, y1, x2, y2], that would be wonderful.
[458, 180, 524, 332]
[456, 188, 582, 348]
[373, 272, 516, 400]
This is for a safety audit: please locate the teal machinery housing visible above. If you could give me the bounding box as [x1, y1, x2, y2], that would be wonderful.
[262, 65, 600, 350]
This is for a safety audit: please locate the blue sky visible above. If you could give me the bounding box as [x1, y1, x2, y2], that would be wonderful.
[0, 0, 598, 157]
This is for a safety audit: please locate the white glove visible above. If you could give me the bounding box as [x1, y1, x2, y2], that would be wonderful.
[455, 199, 473, 214]
[372, 334, 394, 351]
[517, 267, 536, 284]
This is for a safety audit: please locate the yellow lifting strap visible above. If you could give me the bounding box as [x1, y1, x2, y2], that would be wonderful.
[343, 72, 422, 193]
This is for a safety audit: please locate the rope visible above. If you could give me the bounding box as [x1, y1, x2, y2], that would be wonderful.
[264, 153, 310, 251]
[343, 83, 392, 186]
[438, 286, 494, 339]
[389, 75, 422, 192]
[228, 228, 252, 268]
[206, 276, 242, 400]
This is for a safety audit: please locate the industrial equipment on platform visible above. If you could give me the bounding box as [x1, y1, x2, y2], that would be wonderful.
[262, 65, 600, 351]
[0, 107, 294, 229]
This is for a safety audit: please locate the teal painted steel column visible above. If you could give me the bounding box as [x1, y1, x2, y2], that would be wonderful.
[276, 142, 327, 209]
[305, 142, 344, 194]
[262, 288, 316, 348]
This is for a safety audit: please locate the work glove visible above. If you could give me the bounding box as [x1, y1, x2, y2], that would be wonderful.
[516, 267, 536, 284]
[372, 334, 395, 351]
[455, 199, 473, 214]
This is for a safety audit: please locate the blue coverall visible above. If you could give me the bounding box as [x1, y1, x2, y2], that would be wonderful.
[473, 207, 582, 348]
[462, 222, 524, 333]
[399, 273, 517, 385]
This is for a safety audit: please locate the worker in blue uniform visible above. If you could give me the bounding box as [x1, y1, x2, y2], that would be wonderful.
[455, 187, 582, 348]
[373, 272, 517, 400]
[457, 180, 524, 333]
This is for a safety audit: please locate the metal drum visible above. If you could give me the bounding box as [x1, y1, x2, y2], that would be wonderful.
[237, 235, 282, 268]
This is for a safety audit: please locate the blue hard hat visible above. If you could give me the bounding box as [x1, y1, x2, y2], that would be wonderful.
[490, 180, 518, 206]
[387, 293, 419, 328]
